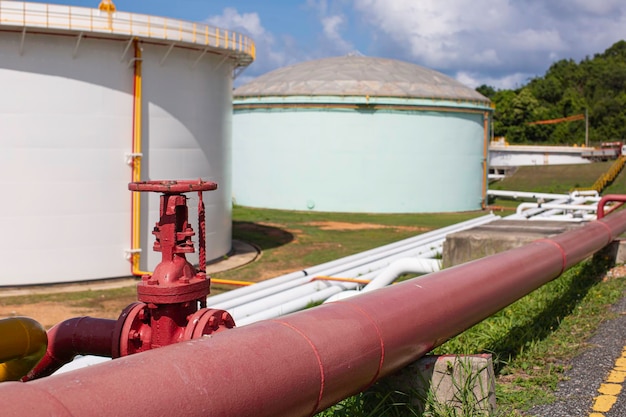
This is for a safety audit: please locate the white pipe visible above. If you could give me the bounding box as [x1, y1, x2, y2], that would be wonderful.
[506, 196, 586, 219]
[532, 197, 595, 218]
[528, 215, 592, 222]
[228, 280, 338, 320]
[515, 202, 598, 217]
[211, 241, 441, 311]
[236, 285, 356, 326]
[487, 190, 571, 200]
[505, 197, 572, 220]
[323, 258, 441, 304]
[225, 245, 442, 315]
[323, 290, 360, 303]
[235, 255, 443, 322]
[211, 237, 442, 310]
[207, 214, 499, 306]
[489, 189, 600, 202]
[362, 258, 441, 293]
[571, 190, 600, 198]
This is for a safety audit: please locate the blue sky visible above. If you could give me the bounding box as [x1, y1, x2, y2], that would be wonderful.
[37, 1, 626, 89]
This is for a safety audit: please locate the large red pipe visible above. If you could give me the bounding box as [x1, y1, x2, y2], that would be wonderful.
[1, 209, 626, 416]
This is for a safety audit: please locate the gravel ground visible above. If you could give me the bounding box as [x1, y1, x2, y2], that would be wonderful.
[529, 292, 626, 417]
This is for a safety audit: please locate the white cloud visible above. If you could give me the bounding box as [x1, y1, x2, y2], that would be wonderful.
[321, 15, 353, 52]
[508, 29, 566, 52]
[204, 1, 626, 90]
[353, 0, 512, 67]
[352, 0, 626, 86]
[207, 8, 265, 39]
[306, 0, 328, 15]
[456, 71, 530, 90]
[206, 8, 297, 83]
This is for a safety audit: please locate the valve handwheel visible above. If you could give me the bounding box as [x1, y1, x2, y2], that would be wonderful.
[128, 179, 217, 193]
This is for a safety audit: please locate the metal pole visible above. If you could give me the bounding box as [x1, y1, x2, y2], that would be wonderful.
[585, 108, 589, 147]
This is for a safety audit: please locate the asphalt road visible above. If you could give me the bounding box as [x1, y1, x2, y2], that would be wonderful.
[529, 293, 626, 417]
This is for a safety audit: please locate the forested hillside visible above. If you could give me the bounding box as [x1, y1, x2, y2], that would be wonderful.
[477, 40, 626, 145]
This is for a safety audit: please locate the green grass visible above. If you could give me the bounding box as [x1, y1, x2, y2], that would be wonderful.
[231, 205, 486, 230]
[211, 206, 483, 286]
[488, 160, 626, 211]
[604, 161, 626, 194]
[490, 163, 612, 194]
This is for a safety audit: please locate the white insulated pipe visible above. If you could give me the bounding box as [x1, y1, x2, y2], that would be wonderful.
[235, 256, 442, 323]
[528, 215, 595, 222]
[207, 214, 499, 307]
[487, 189, 600, 201]
[228, 280, 341, 320]
[487, 190, 572, 201]
[505, 197, 574, 220]
[323, 258, 441, 303]
[237, 266, 413, 324]
[235, 285, 355, 326]
[362, 258, 441, 292]
[210, 239, 444, 310]
[226, 246, 442, 319]
[515, 202, 599, 217]
[510, 197, 599, 221]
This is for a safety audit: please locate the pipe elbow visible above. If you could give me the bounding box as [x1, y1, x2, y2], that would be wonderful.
[23, 317, 116, 381]
[0, 317, 48, 382]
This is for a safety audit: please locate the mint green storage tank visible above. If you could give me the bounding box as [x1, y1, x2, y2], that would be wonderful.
[233, 55, 492, 213]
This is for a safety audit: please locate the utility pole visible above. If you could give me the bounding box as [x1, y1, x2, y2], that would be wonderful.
[585, 108, 589, 147]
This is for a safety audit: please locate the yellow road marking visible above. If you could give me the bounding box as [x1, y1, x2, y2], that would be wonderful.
[599, 383, 622, 396]
[593, 395, 617, 412]
[590, 347, 626, 416]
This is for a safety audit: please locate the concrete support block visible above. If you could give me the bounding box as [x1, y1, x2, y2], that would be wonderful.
[599, 239, 626, 265]
[442, 220, 582, 268]
[367, 354, 496, 414]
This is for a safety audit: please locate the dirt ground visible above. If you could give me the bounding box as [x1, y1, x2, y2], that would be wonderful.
[304, 221, 430, 232]
[0, 298, 133, 329]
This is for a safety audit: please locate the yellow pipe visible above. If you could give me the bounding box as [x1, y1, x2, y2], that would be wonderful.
[130, 39, 150, 276]
[0, 317, 47, 382]
[211, 279, 254, 287]
[310, 276, 372, 285]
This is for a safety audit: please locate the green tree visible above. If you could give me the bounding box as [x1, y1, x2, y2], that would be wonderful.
[488, 40, 626, 144]
[476, 84, 497, 100]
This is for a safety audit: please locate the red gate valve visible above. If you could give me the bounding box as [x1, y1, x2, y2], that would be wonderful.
[113, 180, 235, 358]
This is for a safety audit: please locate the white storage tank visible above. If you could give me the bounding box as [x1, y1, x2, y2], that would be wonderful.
[233, 55, 492, 213]
[0, 1, 254, 285]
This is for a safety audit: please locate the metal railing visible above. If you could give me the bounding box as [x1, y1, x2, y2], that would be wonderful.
[0, 1, 255, 64]
[574, 156, 626, 193]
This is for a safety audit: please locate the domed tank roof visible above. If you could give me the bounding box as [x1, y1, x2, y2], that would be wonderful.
[234, 55, 488, 102]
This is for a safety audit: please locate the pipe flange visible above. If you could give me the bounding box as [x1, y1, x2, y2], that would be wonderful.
[183, 308, 235, 340]
[112, 302, 151, 358]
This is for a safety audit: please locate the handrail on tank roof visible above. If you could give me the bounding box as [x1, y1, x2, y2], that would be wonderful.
[0, 1, 255, 65]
